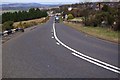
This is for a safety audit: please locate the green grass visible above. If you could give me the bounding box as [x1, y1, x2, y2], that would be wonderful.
[71, 17, 83, 21]
[13, 17, 49, 29]
[59, 16, 64, 23]
[64, 22, 119, 43]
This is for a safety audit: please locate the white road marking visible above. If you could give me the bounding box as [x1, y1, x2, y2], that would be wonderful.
[56, 42, 60, 45]
[52, 33, 54, 35]
[53, 23, 120, 74]
[72, 53, 120, 74]
[52, 36, 54, 38]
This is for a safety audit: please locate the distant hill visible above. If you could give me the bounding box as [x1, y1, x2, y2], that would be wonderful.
[1, 3, 60, 10]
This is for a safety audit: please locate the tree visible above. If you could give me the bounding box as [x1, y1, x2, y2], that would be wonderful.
[81, 8, 89, 26]
[2, 8, 48, 23]
[102, 5, 109, 12]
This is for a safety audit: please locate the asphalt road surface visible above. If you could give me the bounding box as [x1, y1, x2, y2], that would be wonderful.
[2, 17, 120, 78]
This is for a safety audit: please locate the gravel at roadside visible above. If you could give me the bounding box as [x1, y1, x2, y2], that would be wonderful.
[2, 25, 39, 44]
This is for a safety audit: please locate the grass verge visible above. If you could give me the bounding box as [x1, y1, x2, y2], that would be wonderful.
[13, 17, 49, 29]
[64, 21, 119, 44]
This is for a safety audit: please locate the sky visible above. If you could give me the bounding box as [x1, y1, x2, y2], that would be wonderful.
[1, 0, 119, 4]
[1, 0, 99, 4]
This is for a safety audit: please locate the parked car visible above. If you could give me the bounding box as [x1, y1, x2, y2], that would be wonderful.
[7, 29, 12, 35]
[15, 28, 24, 32]
[3, 30, 8, 36]
[15, 28, 19, 32]
[19, 28, 24, 32]
[11, 29, 16, 33]
[3, 29, 13, 36]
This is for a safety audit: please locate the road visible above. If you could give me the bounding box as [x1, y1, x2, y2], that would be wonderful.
[2, 17, 119, 78]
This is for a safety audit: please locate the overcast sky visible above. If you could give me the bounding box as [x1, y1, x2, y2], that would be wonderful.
[1, 0, 119, 4]
[1, 0, 99, 3]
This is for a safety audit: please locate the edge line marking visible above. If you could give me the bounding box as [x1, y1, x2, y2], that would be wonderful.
[53, 23, 120, 74]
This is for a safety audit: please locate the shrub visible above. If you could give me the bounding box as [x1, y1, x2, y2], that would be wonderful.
[2, 21, 14, 30]
[67, 14, 74, 20]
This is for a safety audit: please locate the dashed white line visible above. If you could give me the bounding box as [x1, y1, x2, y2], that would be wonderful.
[52, 36, 54, 38]
[56, 42, 60, 45]
[53, 23, 120, 74]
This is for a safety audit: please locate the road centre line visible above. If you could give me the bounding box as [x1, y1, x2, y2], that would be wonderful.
[53, 23, 120, 74]
[52, 36, 54, 38]
[56, 42, 60, 45]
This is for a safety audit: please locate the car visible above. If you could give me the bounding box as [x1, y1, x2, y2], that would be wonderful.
[3, 30, 8, 34]
[20, 28, 24, 32]
[11, 29, 16, 33]
[3, 30, 8, 36]
[55, 16, 59, 23]
[15, 28, 19, 32]
[15, 28, 24, 32]
[7, 29, 12, 35]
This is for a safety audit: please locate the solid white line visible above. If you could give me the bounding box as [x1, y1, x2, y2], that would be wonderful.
[53, 23, 120, 74]
[72, 53, 120, 74]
